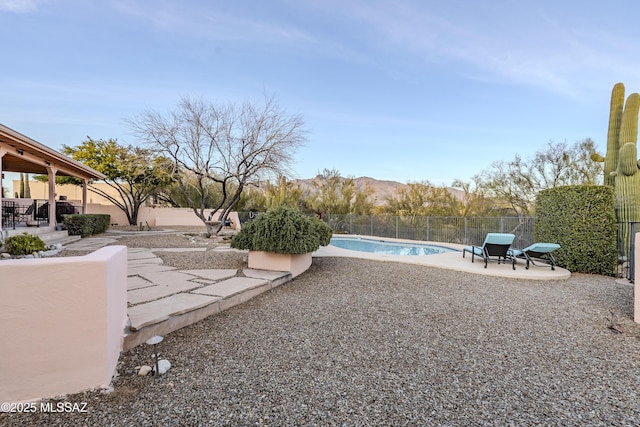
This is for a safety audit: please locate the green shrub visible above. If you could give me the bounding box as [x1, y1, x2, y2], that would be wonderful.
[535, 185, 617, 275]
[231, 206, 332, 254]
[62, 214, 111, 237]
[4, 233, 46, 256]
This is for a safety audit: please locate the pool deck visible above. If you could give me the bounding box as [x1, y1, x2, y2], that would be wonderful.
[314, 236, 571, 280]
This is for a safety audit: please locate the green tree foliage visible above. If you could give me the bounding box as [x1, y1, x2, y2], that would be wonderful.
[305, 169, 375, 217]
[238, 176, 307, 212]
[62, 138, 174, 225]
[476, 138, 603, 216]
[380, 180, 462, 217]
[380, 181, 430, 216]
[450, 177, 501, 216]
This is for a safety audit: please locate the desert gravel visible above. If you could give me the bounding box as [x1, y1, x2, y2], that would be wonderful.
[4, 232, 640, 426]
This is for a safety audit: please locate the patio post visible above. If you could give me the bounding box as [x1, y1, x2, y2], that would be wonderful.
[46, 164, 58, 226]
[0, 147, 4, 233]
[82, 178, 88, 215]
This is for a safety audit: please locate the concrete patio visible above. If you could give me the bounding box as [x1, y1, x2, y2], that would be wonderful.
[314, 238, 571, 280]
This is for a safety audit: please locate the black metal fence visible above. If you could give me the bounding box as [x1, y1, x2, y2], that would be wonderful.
[1, 199, 49, 228]
[0, 199, 75, 229]
[237, 211, 639, 281]
[322, 214, 536, 249]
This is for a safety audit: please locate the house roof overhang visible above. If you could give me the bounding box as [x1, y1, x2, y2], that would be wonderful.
[0, 123, 105, 180]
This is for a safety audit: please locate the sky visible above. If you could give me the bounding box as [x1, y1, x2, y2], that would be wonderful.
[2, 0, 640, 186]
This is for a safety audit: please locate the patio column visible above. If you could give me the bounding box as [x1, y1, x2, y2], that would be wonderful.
[46, 164, 58, 226]
[82, 178, 88, 215]
[0, 147, 5, 233]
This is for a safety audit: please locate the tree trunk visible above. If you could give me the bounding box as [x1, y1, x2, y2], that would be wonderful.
[215, 184, 243, 236]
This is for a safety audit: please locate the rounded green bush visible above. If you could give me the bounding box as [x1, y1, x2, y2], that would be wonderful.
[231, 206, 332, 254]
[4, 233, 47, 256]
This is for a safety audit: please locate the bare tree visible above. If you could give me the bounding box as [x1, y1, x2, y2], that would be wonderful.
[475, 138, 603, 216]
[127, 95, 307, 235]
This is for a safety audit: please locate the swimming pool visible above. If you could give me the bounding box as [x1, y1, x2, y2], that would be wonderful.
[329, 236, 457, 256]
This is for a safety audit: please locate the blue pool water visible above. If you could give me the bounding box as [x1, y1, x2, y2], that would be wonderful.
[329, 237, 456, 256]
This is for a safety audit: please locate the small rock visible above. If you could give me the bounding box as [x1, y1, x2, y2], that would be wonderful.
[1, 253, 11, 259]
[157, 359, 171, 375]
[138, 365, 153, 376]
[101, 385, 114, 395]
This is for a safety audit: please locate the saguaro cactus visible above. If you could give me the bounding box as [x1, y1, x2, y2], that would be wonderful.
[613, 142, 640, 219]
[612, 142, 640, 259]
[618, 92, 640, 147]
[592, 82, 626, 186]
[592, 82, 640, 262]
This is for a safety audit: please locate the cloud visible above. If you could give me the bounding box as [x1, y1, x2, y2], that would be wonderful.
[316, 0, 640, 97]
[0, 0, 40, 13]
[111, 0, 314, 46]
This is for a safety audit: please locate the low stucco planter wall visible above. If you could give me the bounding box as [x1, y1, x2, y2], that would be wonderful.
[247, 251, 312, 278]
[86, 205, 240, 229]
[636, 233, 640, 324]
[0, 246, 128, 403]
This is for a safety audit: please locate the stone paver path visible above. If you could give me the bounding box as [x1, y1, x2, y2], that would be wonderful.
[63, 237, 291, 349]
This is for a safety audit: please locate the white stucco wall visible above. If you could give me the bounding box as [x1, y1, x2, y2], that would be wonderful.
[86, 205, 240, 229]
[0, 246, 127, 403]
[635, 233, 640, 324]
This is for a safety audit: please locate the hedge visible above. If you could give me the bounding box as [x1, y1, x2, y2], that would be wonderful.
[535, 185, 617, 275]
[62, 214, 111, 237]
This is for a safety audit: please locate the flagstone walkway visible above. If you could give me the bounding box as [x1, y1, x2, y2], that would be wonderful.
[63, 237, 291, 350]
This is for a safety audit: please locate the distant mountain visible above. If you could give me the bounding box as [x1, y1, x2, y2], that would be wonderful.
[292, 176, 463, 206]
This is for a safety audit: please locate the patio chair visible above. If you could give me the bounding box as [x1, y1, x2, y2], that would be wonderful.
[16, 202, 35, 224]
[509, 243, 560, 270]
[462, 233, 516, 269]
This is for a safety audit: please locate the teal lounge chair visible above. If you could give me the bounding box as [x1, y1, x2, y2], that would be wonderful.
[462, 233, 516, 270]
[510, 243, 560, 270]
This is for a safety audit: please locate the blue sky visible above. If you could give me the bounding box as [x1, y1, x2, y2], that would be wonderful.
[2, 0, 640, 185]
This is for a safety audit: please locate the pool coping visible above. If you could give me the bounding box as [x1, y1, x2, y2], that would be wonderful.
[313, 235, 571, 281]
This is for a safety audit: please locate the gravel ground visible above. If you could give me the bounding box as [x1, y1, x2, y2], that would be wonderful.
[4, 233, 640, 426]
